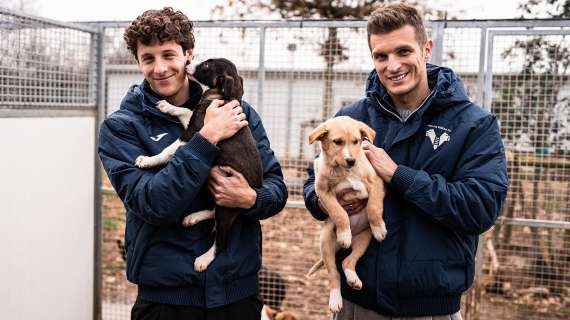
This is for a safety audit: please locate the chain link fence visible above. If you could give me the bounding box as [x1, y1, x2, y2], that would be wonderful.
[2, 9, 570, 319]
[0, 9, 99, 111]
[96, 19, 570, 320]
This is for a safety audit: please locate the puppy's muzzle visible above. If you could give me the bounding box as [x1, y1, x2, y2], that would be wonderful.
[346, 158, 356, 167]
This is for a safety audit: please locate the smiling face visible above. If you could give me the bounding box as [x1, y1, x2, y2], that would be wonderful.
[136, 40, 192, 106]
[370, 25, 432, 110]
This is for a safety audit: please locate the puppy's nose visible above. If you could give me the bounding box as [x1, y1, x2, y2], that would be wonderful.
[346, 158, 356, 167]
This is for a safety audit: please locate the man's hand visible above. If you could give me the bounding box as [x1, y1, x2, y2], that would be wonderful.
[362, 140, 397, 183]
[318, 188, 367, 216]
[208, 166, 257, 209]
[200, 99, 248, 145]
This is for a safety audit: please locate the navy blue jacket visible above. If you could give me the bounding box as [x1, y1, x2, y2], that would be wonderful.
[304, 65, 508, 317]
[98, 80, 287, 308]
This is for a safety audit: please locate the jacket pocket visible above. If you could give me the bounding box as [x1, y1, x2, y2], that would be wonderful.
[125, 212, 150, 283]
[398, 260, 450, 298]
[221, 221, 261, 282]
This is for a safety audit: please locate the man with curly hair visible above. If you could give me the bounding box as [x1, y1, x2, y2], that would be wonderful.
[98, 7, 287, 320]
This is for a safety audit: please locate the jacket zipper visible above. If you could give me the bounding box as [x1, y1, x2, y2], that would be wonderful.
[374, 90, 436, 124]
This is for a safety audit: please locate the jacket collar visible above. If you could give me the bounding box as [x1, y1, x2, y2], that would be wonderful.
[120, 78, 203, 124]
[365, 63, 470, 122]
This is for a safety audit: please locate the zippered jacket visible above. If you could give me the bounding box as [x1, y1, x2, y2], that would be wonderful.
[98, 79, 287, 308]
[304, 64, 508, 317]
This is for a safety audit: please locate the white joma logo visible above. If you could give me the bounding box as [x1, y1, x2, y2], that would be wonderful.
[150, 133, 168, 142]
[426, 129, 450, 150]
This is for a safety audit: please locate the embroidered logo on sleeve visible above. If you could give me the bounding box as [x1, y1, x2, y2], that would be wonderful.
[426, 125, 451, 150]
[150, 133, 168, 142]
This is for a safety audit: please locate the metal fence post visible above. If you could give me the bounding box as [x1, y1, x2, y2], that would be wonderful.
[476, 26, 488, 107]
[257, 26, 266, 117]
[483, 30, 495, 112]
[93, 25, 105, 320]
[430, 21, 445, 66]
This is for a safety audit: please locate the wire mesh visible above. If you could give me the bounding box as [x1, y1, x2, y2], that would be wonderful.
[0, 9, 98, 109]
[441, 27, 482, 102]
[470, 30, 570, 320]
[96, 22, 570, 319]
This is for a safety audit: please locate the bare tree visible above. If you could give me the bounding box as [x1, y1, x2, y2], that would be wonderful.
[2, 0, 40, 14]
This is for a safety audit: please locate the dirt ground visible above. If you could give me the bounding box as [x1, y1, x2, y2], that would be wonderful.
[100, 173, 570, 320]
[100, 174, 331, 319]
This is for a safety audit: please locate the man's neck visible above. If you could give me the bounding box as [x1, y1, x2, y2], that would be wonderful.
[168, 77, 191, 106]
[393, 83, 431, 113]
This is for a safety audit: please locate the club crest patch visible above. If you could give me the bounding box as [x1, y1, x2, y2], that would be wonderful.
[426, 125, 451, 150]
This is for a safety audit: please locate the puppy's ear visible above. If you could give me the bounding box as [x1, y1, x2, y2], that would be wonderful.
[308, 123, 328, 144]
[221, 75, 235, 100]
[359, 122, 376, 142]
[235, 75, 244, 100]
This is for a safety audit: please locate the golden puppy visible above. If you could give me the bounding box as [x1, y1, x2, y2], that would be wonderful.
[307, 116, 387, 313]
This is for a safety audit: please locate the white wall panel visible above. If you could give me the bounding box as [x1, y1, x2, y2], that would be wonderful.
[0, 117, 94, 320]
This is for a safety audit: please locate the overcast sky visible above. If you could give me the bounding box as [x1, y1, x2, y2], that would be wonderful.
[5, 0, 526, 22]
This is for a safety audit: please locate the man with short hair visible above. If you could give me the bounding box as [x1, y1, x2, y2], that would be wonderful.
[98, 7, 287, 320]
[304, 3, 508, 319]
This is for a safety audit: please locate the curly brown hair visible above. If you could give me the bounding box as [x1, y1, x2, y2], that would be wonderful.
[367, 3, 427, 49]
[123, 7, 195, 59]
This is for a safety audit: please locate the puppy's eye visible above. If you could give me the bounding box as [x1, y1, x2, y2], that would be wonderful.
[333, 139, 342, 146]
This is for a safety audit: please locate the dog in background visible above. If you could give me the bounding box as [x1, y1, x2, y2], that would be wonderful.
[134, 58, 262, 272]
[259, 265, 303, 320]
[306, 116, 387, 313]
[262, 305, 301, 320]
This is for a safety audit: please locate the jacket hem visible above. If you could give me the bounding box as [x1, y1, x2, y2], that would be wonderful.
[213, 274, 260, 308]
[137, 274, 260, 308]
[138, 285, 205, 306]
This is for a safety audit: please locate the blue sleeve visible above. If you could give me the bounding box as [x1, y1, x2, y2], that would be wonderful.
[240, 102, 288, 220]
[390, 115, 509, 235]
[98, 117, 219, 226]
[303, 161, 329, 221]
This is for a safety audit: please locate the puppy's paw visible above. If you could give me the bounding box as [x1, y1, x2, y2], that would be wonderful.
[183, 215, 199, 227]
[344, 269, 362, 290]
[156, 100, 177, 115]
[134, 155, 150, 168]
[182, 214, 202, 227]
[371, 222, 388, 242]
[156, 100, 192, 120]
[182, 210, 215, 227]
[194, 251, 215, 272]
[336, 229, 352, 249]
[329, 288, 343, 313]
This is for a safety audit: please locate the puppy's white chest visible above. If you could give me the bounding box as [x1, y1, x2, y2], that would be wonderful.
[334, 174, 368, 199]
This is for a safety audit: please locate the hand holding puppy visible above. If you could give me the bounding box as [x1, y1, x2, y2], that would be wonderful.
[200, 99, 248, 144]
[208, 165, 257, 209]
[362, 140, 398, 183]
[338, 189, 367, 216]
